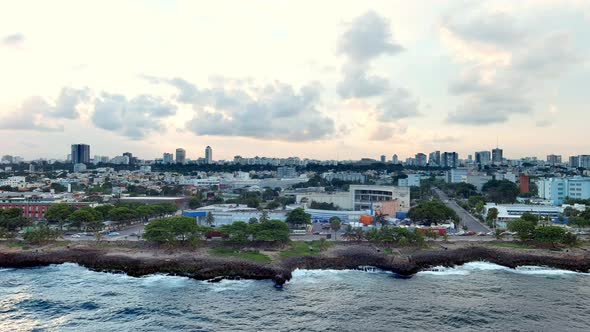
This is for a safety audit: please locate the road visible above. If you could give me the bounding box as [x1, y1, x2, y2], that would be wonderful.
[433, 188, 491, 233]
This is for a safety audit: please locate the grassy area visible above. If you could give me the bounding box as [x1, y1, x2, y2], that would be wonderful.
[488, 242, 533, 249]
[279, 240, 331, 259]
[209, 247, 272, 263]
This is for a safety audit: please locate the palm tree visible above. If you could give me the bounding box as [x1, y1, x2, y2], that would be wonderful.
[329, 216, 341, 241]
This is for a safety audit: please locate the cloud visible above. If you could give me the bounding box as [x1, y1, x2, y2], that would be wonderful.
[176, 81, 335, 141]
[91, 93, 177, 139]
[2, 33, 24, 47]
[369, 123, 407, 141]
[49, 87, 90, 119]
[441, 7, 586, 126]
[338, 11, 403, 62]
[442, 11, 524, 46]
[447, 91, 532, 125]
[0, 97, 63, 132]
[376, 88, 421, 121]
[337, 63, 389, 98]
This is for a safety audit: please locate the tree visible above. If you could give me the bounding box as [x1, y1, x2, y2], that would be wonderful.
[329, 216, 341, 240]
[309, 201, 339, 210]
[285, 208, 311, 228]
[108, 207, 138, 225]
[205, 212, 215, 226]
[486, 207, 499, 229]
[189, 196, 202, 209]
[482, 180, 519, 203]
[248, 217, 259, 224]
[250, 220, 290, 243]
[260, 210, 269, 223]
[69, 208, 101, 230]
[94, 205, 114, 221]
[45, 203, 74, 230]
[374, 212, 388, 227]
[507, 219, 536, 242]
[143, 216, 201, 244]
[23, 226, 61, 244]
[568, 216, 590, 230]
[520, 212, 539, 225]
[563, 206, 580, 217]
[220, 221, 251, 243]
[408, 200, 459, 225]
[266, 200, 281, 210]
[533, 226, 565, 246]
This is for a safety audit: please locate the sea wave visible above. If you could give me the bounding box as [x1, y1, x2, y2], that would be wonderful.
[417, 262, 589, 277]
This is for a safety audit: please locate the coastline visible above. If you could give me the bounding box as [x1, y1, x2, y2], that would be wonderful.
[1, 241, 589, 286]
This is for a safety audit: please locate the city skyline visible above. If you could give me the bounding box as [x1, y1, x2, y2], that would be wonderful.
[1, 1, 590, 160]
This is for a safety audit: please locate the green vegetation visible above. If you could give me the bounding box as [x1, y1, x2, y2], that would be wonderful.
[0, 208, 32, 238]
[143, 216, 207, 244]
[279, 241, 331, 259]
[482, 180, 520, 204]
[285, 208, 311, 228]
[45, 203, 75, 230]
[209, 247, 271, 263]
[309, 201, 339, 210]
[408, 200, 459, 225]
[507, 218, 577, 246]
[364, 227, 426, 247]
[23, 226, 61, 244]
[329, 217, 341, 240]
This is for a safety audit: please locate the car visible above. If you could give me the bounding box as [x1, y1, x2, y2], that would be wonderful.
[107, 232, 120, 236]
[130, 232, 139, 237]
[313, 232, 321, 235]
[71, 234, 81, 238]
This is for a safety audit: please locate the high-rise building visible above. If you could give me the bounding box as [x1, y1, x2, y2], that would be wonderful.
[475, 151, 491, 166]
[441, 152, 459, 168]
[277, 166, 297, 178]
[546, 154, 562, 166]
[71, 144, 90, 164]
[163, 153, 174, 164]
[392, 154, 399, 164]
[519, 174, 530, 193]
[580, 155, 590, 169]
[428, 151, 441, 166]
[415, 153, 427, 167]
[380, 155, 386, 163]
[176, 148, 186, 164]
[205, 146, 213, 164]
[123, 152, 136, 165]
[492, 148, 503, 163]
[569, 156, 580, 168]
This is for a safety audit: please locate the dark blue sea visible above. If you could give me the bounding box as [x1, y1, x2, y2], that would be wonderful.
[1, 262, 590, 331]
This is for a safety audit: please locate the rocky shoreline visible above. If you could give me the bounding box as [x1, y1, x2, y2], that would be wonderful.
[1, 243, 589, 286]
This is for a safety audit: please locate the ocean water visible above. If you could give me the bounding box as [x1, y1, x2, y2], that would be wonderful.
[1, 262, 590, 331]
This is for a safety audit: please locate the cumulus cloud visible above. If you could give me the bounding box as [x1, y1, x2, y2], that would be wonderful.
[338, 11, 403, 62]
[2, 33, 24, 47]
[447, 91, 532, 125]
[91, 93, 177, 139]
[335, 10, 420, 129]
[376, 88, 421, 121]
[337, 63, 389, 98]
[182, 81, 335, 141]
[0, 97, 63, 132]
[369, 123, 407, 141]
[144, 75, 336, 141]
[50, 87, 90, 119]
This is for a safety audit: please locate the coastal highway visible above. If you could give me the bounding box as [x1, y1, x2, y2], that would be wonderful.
[433, 188, 491, 233]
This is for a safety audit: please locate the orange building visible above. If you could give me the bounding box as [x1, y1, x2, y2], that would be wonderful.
[519, 174, 530, 193]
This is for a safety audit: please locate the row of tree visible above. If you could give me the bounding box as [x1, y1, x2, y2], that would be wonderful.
[407, 200, 460, 225]
[143, 217, 291, 245]
[507, 218, 577, 245]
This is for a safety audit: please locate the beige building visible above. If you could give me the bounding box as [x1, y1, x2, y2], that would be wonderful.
[295, 185, 410, 212]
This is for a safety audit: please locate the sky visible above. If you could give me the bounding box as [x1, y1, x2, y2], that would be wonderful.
[0, 0, 589, 161]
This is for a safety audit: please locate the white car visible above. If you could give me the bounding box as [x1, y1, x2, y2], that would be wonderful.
[71, 234, 81, 238]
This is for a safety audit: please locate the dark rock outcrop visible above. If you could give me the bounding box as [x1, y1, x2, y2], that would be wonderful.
[1, 245, 589, 286]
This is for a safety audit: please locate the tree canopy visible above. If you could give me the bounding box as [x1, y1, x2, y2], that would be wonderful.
[482, 180, 519, 203]
[286, 208, 311, 227]
[408, 200, 459, 225]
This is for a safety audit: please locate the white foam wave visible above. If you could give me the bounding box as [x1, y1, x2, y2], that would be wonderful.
[417, 262, 589, 277]
[205, 279, 256, 292]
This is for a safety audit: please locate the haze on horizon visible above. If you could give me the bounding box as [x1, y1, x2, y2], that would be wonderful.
[0, 0, 588, 161]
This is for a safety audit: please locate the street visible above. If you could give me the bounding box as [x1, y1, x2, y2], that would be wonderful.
[433, 188, 491, 233]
